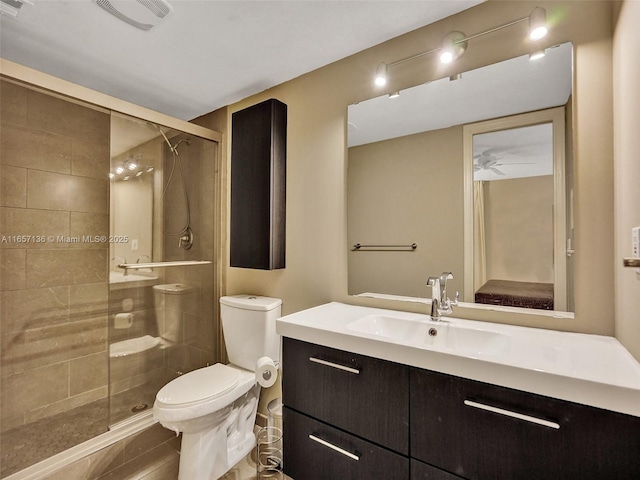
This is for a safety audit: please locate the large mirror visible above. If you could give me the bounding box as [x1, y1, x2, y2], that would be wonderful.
[347, 42, 573, 313]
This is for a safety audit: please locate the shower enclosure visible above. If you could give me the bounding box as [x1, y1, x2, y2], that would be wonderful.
[0, 78, 223, 477]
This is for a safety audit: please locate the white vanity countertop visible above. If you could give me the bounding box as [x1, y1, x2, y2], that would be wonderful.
[276, 302, 640, 417]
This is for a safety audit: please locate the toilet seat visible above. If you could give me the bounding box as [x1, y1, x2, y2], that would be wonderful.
[156, 364, 241, 408]
[156, 363, 240, 408]
[153, 363, 257, 426]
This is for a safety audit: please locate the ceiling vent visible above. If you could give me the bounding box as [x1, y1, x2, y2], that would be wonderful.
[93, 0, 173, 31]
[0, 0, 33, 17]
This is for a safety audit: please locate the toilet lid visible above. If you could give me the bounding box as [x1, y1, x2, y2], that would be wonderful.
[156, 364, 241, 407]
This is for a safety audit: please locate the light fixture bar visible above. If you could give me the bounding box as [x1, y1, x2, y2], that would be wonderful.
[457, 16, 528, 44]
[387, 46, 441, 68]
[375, 7, 548, 86]
[385, 16, 529, 69]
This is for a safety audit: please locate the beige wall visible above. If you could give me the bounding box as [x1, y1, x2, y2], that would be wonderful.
[197, 1, 618, 336]
[347, 127, 464, 298]
[483, 176, 554, 284]
[613, 0, 640, 360]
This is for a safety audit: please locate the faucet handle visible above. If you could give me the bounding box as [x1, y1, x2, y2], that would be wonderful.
[452, 291, 459, 306]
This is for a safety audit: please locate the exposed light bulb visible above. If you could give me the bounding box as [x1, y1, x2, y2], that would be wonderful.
[439, 31, 467, 65]
[374, 63, 388, 87]
[115, 167, 124, 174]
[128, 163, 137, 171]
[440, 51, 454, 64]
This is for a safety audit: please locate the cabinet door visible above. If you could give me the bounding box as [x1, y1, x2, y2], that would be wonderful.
[282, 337, 409, 454]
[230, 98, 286, 269]
[411, 459, 465, 480]
[410, 368, 640, 479]
[283, 407, 409, 480]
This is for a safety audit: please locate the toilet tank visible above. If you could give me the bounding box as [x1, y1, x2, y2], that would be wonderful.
[220, 295, 282, 371]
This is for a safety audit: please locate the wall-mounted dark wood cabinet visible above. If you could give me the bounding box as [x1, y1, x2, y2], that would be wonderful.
[231, 98, 286, 269]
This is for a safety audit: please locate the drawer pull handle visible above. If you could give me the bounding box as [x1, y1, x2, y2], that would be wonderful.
[464, 400, 560, 430]
[308, 434, 360, 461]
[309, 357, 360, 375]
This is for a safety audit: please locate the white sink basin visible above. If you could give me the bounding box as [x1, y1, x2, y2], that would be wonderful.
[426, 323, 511, 356]
[346, 314, 421, 341]
[347, 314, 511, 357]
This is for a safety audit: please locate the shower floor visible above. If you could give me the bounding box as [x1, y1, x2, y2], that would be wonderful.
[0, 398, 109, 478]
[1, 380, 168, 478]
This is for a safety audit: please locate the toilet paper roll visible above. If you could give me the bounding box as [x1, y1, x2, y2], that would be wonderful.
[255, 356, 277, 388]
[114, 312, 134, 329]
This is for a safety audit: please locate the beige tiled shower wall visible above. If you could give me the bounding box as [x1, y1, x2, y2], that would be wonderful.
[0, 80, 110, 432]
[161, 135, 218, 374]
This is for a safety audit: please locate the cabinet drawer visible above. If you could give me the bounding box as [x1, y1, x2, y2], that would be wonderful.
[411, 459, 464, 480]
[410, 368, 640, 479]
[283, 407, 409, 480]
[282, 337, 409, 454]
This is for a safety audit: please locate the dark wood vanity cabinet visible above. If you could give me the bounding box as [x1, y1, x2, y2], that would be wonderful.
[282, 338, 640, 480]
[282, 337, 410, 479]
[230, 98, 286, 270]
[410, 368, 640, 480]
[282, 337, 409, 454]
[284, 407, 409, 480]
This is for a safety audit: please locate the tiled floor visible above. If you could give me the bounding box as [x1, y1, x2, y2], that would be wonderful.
[110, 379, 167, 425]
[0, 398, 109, 477]
[1, 381, 164, 478]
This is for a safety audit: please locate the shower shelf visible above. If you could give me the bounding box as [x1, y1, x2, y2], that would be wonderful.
[117, 260, 212, 272]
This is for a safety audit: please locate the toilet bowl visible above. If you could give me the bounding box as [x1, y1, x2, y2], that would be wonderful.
[153, 295, 282, 480]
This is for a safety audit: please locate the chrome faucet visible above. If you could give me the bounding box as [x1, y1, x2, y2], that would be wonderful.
[427, 272, 459, 321]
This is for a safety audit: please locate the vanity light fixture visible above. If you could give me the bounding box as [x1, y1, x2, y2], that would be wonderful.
[109, 154, 154, 181]
[528, 6, 548, 40]
[373, 6, 549, 87]
[439, 31, 468, 64]
[375, 63, 388, 86]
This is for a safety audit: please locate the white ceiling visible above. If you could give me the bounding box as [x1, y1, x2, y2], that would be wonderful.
[0, 0, 483, 121]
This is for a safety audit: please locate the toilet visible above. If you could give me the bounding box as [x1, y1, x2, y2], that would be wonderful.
[153, 295, 282, 480]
